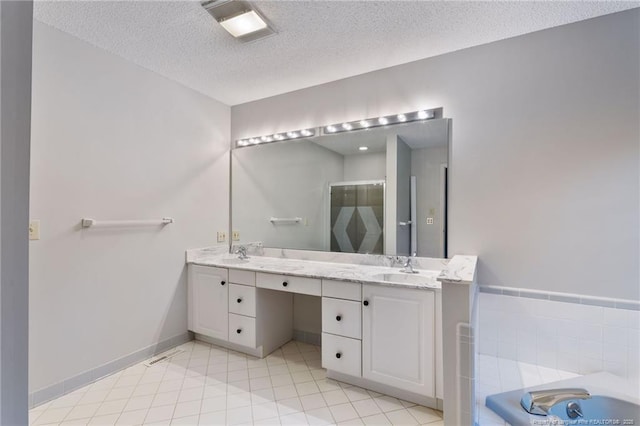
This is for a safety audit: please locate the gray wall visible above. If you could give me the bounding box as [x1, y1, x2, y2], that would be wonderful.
[0, 2, 33, 422]
[29, 22, 230, 393]
[231, 10, 640, 300]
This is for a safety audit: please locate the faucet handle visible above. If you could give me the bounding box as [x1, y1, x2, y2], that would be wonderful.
[521, 388, 591, 415]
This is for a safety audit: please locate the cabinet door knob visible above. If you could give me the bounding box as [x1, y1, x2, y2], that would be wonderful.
[236, 328, 242, 334]
[237, 298, 242, 303]
[221, 281, 226, 286]
[363, 300, 369, 306]
[282, 281, 288, 287]
[336, 315, 342, 321]
[335, 352, 342, 359]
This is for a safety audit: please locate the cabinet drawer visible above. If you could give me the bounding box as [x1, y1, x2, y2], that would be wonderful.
[256, 273, 321, 296]
[228, 313, 256, 348]
[322, 333, 361, 377]
[322, 280, 361, 301]
[229, 284, 256, 317]
[229, 269, 255, 287]
[322, 297, 361, 339]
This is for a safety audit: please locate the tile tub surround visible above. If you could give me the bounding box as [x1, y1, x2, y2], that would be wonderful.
[185, 248, 459, 290]
[478, 289, 640, 381]
[29, 340, 444, 426]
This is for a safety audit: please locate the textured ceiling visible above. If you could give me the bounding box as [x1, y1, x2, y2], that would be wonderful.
[34, 1, 639, 106]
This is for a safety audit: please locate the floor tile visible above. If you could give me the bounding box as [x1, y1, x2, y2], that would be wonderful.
[329, 403, 359, 423]
[29, 340, 443, 426]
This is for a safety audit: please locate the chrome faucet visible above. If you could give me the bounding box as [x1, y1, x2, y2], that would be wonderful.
[234, 245, 248, 260]
[400, 255, 418, 274]
[520, 388, 591, 416]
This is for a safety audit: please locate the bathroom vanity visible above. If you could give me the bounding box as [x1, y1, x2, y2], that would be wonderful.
[185, 249, 446, 409]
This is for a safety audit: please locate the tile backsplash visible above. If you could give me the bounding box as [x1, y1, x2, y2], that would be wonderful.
[478, 288, 640, 380]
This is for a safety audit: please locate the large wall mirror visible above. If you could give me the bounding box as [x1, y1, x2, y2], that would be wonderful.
[231, 116, 450, 258]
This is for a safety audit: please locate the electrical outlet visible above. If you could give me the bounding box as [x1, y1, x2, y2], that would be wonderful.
[217, 231, 226, 242]
[426, 217, 434, 225]
[232, 231, 240, 241]
[29, 220, 41, 240]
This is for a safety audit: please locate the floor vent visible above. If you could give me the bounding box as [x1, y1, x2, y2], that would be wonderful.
[143, 348, 184, 367]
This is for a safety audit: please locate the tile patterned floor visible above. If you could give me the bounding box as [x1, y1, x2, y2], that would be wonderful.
[29, 340, 444, 426]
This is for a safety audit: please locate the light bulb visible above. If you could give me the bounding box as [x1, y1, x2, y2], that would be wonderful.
[417, 110, 429, 119]
[326, 125, 337, 133]
[342, 123, 353, 131]
[378, 117, 389, 125]
[397, 114, 407, 122]
[360, 120, 370, 128]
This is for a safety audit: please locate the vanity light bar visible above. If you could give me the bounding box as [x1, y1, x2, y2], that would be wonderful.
[236, 128, 317, 148]
[322, 108, 440, 135]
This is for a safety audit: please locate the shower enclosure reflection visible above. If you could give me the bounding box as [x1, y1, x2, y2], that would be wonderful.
[231, 118, 450, 257]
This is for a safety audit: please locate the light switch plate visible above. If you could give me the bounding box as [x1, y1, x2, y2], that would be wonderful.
[217, 231, 226, 242]
[232, 231, 240, 241]
[29, 220, 41, 240]
[426, 217, 434, 225]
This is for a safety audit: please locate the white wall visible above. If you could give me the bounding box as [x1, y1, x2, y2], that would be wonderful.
[232, 140, 343, 251]
[343, 152, 386, 182]
[29, 21, 230, 393]
[231, 10, 640, 300]
[412, 146, 447, 257]
[0, 2, 33, 422]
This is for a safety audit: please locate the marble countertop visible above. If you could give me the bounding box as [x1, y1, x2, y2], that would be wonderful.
[436, 254, 478, 284]
[187, 250, 443, 290]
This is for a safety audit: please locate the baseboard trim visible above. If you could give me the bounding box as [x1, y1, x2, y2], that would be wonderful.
[29, 331, 193, 409]
[326, 370, 443, 411]
[293, 330, 321, 346]
[193, 333, 264, 358]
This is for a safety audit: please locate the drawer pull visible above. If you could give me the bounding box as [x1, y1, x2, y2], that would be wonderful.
[336, 315, 342, 322]
[363, 300, 369, 306]
[282, 281, 288, 287]
[221, 280, 226, 286]
[335, 352, 342, 359]
[237, 298, 242, 303]
[236, 328, 242, 334]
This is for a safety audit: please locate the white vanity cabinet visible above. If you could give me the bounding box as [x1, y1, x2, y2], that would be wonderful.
[187, 265, 229, 341]
[321, 279, 363, 377]
[188, 265, 292, 357]
[362, 284, 436, 398]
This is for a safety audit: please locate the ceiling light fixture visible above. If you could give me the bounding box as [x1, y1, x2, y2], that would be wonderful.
[219, 10, 266, 38]
[359, 146, 369, 151]
[201, 0, 275, 42]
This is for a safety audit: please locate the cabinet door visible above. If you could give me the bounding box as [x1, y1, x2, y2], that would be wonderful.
[188, 265, 228, 341]
[362, 284, 435, 397]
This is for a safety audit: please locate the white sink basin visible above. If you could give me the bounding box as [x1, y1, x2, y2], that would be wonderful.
[220, 257, 249, 265]
[371, 272, 437, 286]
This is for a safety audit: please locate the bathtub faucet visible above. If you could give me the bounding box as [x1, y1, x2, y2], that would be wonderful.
[520, 388, 591, 416]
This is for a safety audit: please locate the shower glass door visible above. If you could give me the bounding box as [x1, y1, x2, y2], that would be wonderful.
[330, 181, 384, 254]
